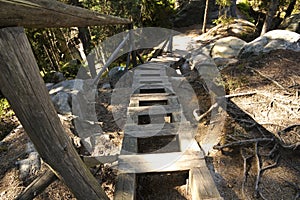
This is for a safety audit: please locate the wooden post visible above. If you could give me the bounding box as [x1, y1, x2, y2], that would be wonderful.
[0, 27, 108, 200]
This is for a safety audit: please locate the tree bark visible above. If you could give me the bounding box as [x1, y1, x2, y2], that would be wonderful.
[261, 0, 279, 36]
[202, 0, 209, 33]
[230, 0, 237, 18]
[69, 0, 92, 56]
[0, 27, 108, 200]
[284, 0, 296, 19]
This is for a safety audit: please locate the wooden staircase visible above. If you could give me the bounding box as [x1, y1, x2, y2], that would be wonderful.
[114, 62, 223, 200]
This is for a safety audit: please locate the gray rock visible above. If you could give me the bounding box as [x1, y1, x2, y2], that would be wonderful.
[213, 57, 238, 70]
[49, 79, 84, 96]
[101, 83, 111, 89]
[211, 36, 246, 58]
[45, 83, 54, 91]
[195, 19, 256, 42]
[108, 67, 127, 88]
[53, 71, 66, 82]
[239, 30, 300, 58]
[16, 142, 40, 180]
[279, 13, 300, 33]
[51, 92, 72, 114]
[17, 152, 40, 180]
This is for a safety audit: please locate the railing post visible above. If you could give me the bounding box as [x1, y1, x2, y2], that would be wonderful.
[0, 27, 109, 200]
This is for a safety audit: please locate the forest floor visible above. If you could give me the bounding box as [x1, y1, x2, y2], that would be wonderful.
[0, 27, 299, 199]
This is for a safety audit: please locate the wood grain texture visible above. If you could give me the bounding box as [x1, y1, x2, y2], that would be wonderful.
[0, 0, 130, 28]
[118, 151, 205, 173]
[16, 169, 57, 200]
[0, 27, 108, 200]
[114, 173, 136, 200]
[189, 167, 223, 200]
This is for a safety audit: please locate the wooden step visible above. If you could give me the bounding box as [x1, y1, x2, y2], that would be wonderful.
[114, 173, 136, 200]
[134, 69, 166, 76]
[127, 104, 181, 115]
[130, 93, 175, 98]
[189, 167, 223, 200]
[133, 76, 170, 84]
[134, 83, 172, 89]
[129, 95, 179, 107]
[118, 150, 205, 173]
[124, 121, 191, 132]
[137, 63, 168, 69]
[124, 124, 191, 137]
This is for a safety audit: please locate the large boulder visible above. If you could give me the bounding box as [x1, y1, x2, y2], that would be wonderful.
[279, 13, 300, 33]
[211, 36, 246, 58]
[51, 92, 72, 115]
[49, 79, 84, 96]
[108, 66, 127, 88]
[49, 79, 85, 114]
[196, 19, 257, 42]
[239, 30, 300, 58]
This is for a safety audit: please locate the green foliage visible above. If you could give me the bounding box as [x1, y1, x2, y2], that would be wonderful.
[0, 98, 14, 118]
[60, 60, 82, 79]
[237, 2, 255, 23]
[26, 0, 177, 80]
[212, 16, 235, 25]
[216, 0, 232, 7]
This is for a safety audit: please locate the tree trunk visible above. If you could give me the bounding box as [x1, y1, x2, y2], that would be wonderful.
[230, 0, 237, 18]
[284, 0, 296, 19]
[69, 0, 92, 56]
[44, 29, 61, 69]
[202, 0, 209, 33]
[261, 0, 279, 36]
[0, 27, 109, 200]
[78, 27, 92, 55]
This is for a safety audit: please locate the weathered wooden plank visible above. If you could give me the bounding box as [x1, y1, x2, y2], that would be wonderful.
[118, 151, 205, 173]
[130, 93, 175, 98]
[125, 121, 191, 132]
[127, 104, 181, 115]
[189, 167, 222, 200]
[114, 173, 136, 200]
[132, 76, 170, 84]
[121, 136, 138, 154]
[178, 127, 197, 152]
[124, 125, 190, 137]
[83, 155, 118, 168]
[129, 94, 177, 103]
[134, 69, 166, 75]
[136, 63, 168, 69]
[0, 0, 131, 28]
[137, 83, 173, 91]
[0, 27, 109, 200]
[16, 169, 57, 200]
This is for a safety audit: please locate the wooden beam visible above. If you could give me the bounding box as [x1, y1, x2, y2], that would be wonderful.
[114, 173, 136, 200]
[189, 167, 223, 200]
[118, 151, 205, 173]
[125, 121, 191, 132]
[16, 169, 57, 200]
[0, 27, 108, 200]
[0, 0, 131, 28]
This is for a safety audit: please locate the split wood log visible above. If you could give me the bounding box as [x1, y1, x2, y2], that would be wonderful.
[16, 169, 57, 200]
[0, 0, 131, 28]
[0, 27, 108, 200]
